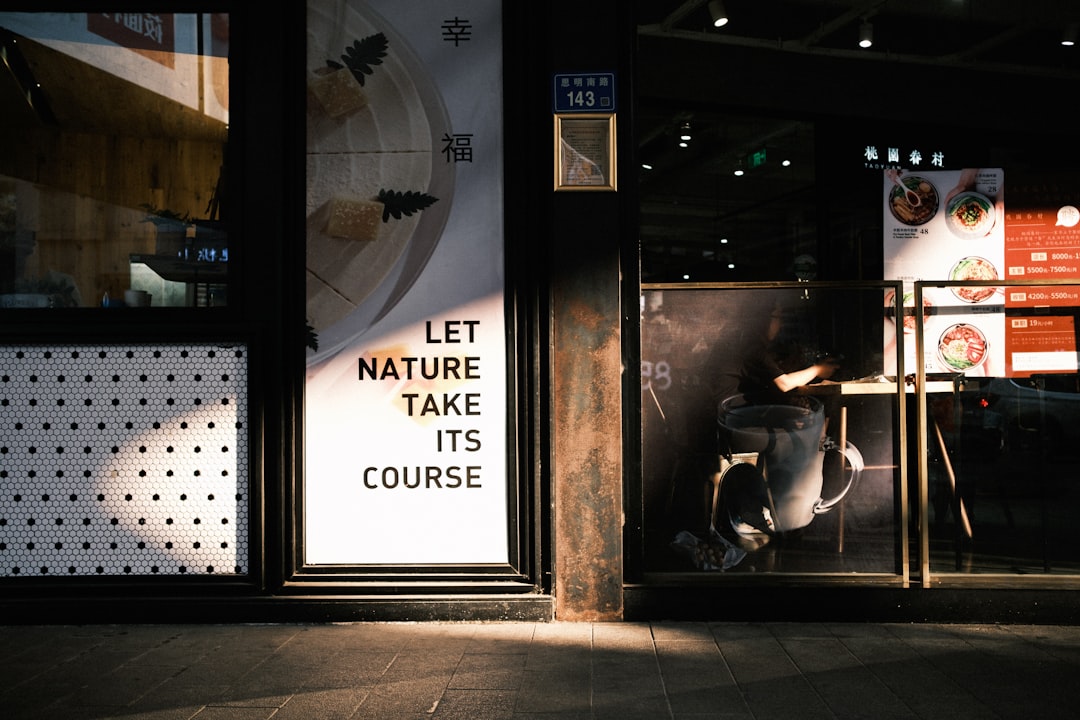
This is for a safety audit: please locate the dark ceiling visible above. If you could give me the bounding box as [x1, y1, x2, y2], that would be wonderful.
[637, 0, 1080, 78]
[4, 5, 1078, 282]
[635, 0, 1080, 281]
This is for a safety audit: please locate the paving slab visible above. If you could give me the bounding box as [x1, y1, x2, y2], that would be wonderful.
[1, 622, 1079, 719]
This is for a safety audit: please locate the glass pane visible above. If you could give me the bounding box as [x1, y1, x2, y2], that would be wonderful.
[640, 284, 902, 575]
[0, 12, 229, 308]
[923, 289, 1080, 575]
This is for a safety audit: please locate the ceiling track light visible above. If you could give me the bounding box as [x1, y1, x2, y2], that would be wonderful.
[708, 0, 728, 28]
[677, 121, 691, 148]
[1063, 23, 1078, 46]
[859, 20, 873, 49]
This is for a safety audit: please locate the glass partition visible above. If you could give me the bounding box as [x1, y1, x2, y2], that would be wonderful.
[0, 12, 229, 309]
[915, 280, 1080, 580]
[640, 282, 906, 579]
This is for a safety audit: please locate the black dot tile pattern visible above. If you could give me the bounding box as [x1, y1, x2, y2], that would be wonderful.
[0, 344, 249, 576]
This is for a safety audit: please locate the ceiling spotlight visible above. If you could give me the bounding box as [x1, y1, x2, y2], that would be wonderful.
[1063, 24, 1078, 46]
[733, 167, 744, 177]
[679, 122, 692, 141]
[859, 20, 873, 48]
[708, 0, 729, 28]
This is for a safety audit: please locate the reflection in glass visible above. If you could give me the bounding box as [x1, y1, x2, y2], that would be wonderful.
[637, 111, 818, 283]
[0, 12, 229, 308]
[922, 291, 1080, 576]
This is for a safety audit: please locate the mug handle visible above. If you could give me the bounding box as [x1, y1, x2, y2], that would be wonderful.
[813, 441, 864, 514]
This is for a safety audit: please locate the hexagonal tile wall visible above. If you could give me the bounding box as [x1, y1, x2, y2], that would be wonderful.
[0, 344, 249, 576]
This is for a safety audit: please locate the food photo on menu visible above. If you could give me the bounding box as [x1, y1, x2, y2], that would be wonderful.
[882, 168, 1005, 377]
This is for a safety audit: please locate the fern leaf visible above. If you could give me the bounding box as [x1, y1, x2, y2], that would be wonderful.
[377, 189, 438, 222]
[332, 33, 389, 86]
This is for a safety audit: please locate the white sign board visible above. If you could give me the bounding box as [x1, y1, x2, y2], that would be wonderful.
[304, 0, 507, 565]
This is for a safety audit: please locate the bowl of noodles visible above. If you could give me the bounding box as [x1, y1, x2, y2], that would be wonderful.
[884, 289, 931, 334]
[949, 256, 999, 303]
[937, 323, 988, 372]
[945, 191, 995, 238]
[888, 175, 939, 226]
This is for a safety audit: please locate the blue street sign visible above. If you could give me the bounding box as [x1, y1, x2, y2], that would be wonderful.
[553, 72, 616, 113]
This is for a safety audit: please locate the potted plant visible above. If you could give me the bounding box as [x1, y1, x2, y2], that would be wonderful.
[139, 203, 192, 256]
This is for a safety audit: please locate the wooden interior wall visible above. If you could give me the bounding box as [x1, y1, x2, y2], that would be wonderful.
[0, 128, 223, 305]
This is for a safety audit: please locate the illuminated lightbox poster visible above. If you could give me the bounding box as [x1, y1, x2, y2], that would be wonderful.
[882, 168, 1006, 377]
[303, 0, 507, 564]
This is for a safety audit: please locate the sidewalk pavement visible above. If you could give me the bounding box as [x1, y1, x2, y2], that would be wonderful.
[2, 620, 1080, 719]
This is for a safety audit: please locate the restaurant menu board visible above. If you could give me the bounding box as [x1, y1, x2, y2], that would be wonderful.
[1001, 172, 1080, 376]
[883, 169, 1006, 377]
[304, 0, 508, 565]
[884, 168, 1080, 379]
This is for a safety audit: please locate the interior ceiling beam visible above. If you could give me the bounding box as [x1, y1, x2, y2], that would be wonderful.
[659, 0, 708, 32]
[796, 0, 886, 49]
[942, 21, 1039, 62]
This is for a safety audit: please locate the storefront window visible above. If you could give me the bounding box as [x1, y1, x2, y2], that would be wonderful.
[640, 284, 904, 577]
[919, 281, 1080, 578]
[0, 12, 229, 309]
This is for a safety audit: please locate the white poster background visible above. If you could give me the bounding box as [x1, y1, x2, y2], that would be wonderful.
[304, 0, 507, 565]
[883, 168, 1006, 377]
[305, 298, 507, 564]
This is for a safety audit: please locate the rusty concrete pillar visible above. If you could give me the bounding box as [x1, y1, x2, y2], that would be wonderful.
[545, 0, 628, 621]
[551, 232, 624, 620]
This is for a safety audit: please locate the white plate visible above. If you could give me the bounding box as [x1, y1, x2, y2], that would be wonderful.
[945, 191, 995, 238]
[937, 323, 989, 372]
[305, 1, 453, 359]
[949, 255, 999, 304]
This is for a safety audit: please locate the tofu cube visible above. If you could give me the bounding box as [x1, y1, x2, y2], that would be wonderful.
[323, 196, 382, 242]
[309, 67, 368, 118]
